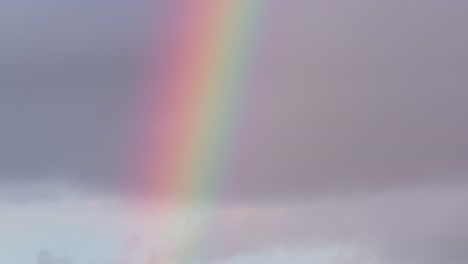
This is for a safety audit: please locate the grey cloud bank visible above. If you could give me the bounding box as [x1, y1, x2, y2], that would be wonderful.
[2, 0, 467, 201]
[169, 184, 468, 264]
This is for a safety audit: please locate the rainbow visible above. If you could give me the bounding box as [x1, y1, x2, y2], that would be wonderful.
[134, 0, 269, 262]
[137, 0, 268, 201]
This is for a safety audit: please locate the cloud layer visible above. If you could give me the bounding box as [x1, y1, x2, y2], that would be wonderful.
[1, 1, 468, 263]
[1, 0, 468, 202]
[144, 184, 468, 264]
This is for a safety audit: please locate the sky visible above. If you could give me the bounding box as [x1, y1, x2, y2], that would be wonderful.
[1, 0, 468, 263]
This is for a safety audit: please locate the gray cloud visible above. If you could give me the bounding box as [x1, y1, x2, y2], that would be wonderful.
[1, 0, 468, 202]
[0, 0, 157, 194]
[221, 0, 468, 201]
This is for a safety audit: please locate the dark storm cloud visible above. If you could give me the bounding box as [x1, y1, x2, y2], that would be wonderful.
[1, 0, 468, 204]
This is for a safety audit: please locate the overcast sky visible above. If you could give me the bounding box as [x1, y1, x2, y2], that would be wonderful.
[1, 0, 468, 263]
